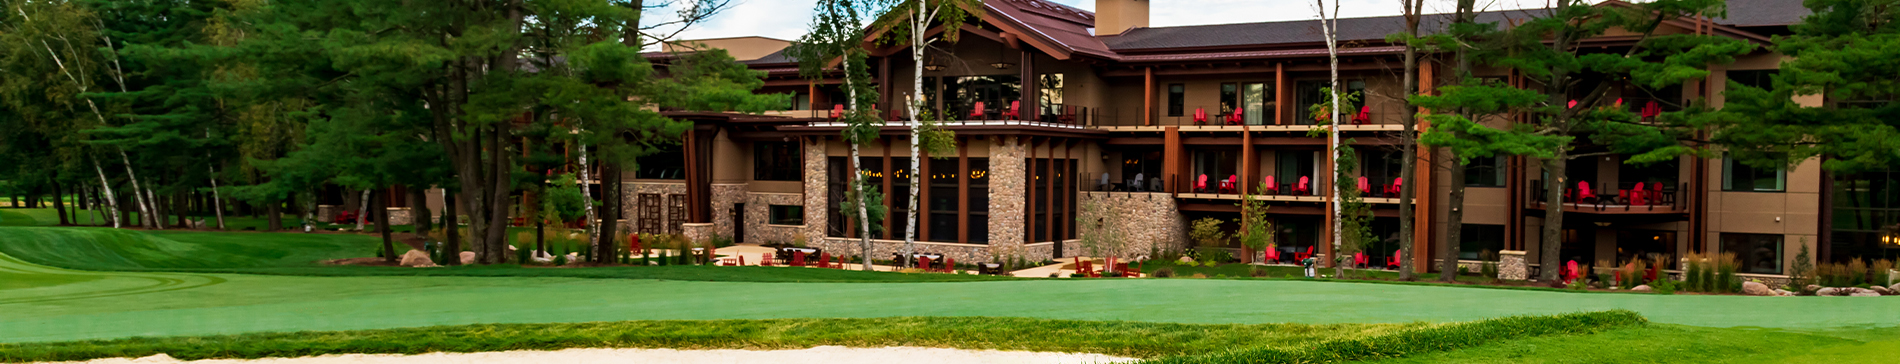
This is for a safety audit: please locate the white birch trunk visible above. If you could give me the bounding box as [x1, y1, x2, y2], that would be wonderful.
[579, 133, 597, 250]
[117, 149, 155, 229]
[356, 189, 370, 231]
[900, 3, 937, 268]
[1318, 0, 1343, 277]
[206, 132, 226, 230]
[844, 54, 875, 272]
[91, 157, 121, 228]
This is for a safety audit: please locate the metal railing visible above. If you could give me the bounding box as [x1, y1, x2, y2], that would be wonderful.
[1530, 180, 1687, 212]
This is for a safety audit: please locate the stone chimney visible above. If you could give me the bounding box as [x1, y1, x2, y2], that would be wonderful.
[1094, 0, 1150, 35]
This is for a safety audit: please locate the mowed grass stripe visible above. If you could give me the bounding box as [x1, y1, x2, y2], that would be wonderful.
[0, 313, 1641, 363]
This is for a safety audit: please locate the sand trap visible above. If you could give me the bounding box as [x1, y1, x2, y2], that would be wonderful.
[47, 346, 1139, 364]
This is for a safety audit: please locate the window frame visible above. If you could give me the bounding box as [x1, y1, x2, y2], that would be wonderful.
[767, 205, 804, 226]
[1465, 155, 1506, 187]
[1722, 154, 1786, 192]
[1720, 233, 1784, 275]
[1167, 83, 1185, 117]
[752, 141, 803, 181]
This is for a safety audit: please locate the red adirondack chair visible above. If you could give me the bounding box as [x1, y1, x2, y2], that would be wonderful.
[1631, 182, 1648, 206]
[1264, 248, 1281, 263]
[969, 101, 986, 120]
[1353, 252, 1367, 268]
[1351, 105, 1372, 125]
[761, 253, 775, 266]
[1196, 174, 1209, 193]
[1219, 175, 1237, 194]
[1641, 100, 1662, 122]
[1578, 181, 1596, 203]
[1387, 249, 1401, 269]
[1357, 176, 1371, 195]
[917, 256, 933, 271]
[1227, 107, 1244, 124]
[1295, 176, 1311, 196]
[791, 251, 807, 267]
[1193, 108, 1208, 125]
[941, 257, 956, 273]
[1263, 175, 1279, 194]
[1651, 182, 1664, 206]
[1002, 100, 1021, 120]
[817, 252, 831, 268]
[829, 104, 845, 119]
[1294, 246, 1314, 262]
[1564, 260, 1580, 283]
[834, 255, 845, 269]
[1389, 177, 1404, 197]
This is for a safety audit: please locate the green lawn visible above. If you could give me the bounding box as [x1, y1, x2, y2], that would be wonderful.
[1355, 324, 1900, 364]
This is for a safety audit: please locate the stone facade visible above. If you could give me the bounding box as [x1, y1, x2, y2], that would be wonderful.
[316, 205, 340, 221]
[745, 192, 806, 244]
[683, 223, 715, 244]
[710, 183, 748, 240]
[623, 182, 687, 234]
[385, 207, 413, 226]
[1075, 191, 1186, 259]
[985, 136, 1029, 262]
[1499, 250, 1528, 281]
[802, 137, 829, 245]
[823, 237, 992, 264]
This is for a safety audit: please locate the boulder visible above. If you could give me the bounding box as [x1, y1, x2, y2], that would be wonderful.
[1631, 285, 1652, 292]
[459, 251, 476, 265]
[1849, 289, 1883, 297]
[1816, 287, 1844, 296]
[1805, 284, 1823, 293]
[1742, 281, 1774, 296]
[1871, 285, 1894, 296]
[1773, 289, 1796, 296]
[399, 249, 435, 267]
[1891, 283, 1900, 295]
[565, 252, 581, 265]
[530, 250, 553, 264]
[1177, 256, 1196, 264]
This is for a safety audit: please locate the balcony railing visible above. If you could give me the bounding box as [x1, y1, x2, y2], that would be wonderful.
[1530, 180, 1687, 212]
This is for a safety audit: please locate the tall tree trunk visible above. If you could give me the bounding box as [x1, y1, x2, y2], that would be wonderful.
[597, 161, 621, 264]
[207, 158, 227, 230]
[1318, 0, 1343, 278]
[355, 189, 370, 231]
[1396, 0, 1424, 281]
[377, 190, 397, 263]
[118, 149, 155, 228]
[443, 191, 462, 266]
[409, 186, 431, 234]
[50, 178, 69, 225]
[1441, 0, 1478, 282]
[175, 192, 189, 228]
[266, 197, 283, 231]
[1539, 156, 1567, 282]
[579, 133, 597, 248]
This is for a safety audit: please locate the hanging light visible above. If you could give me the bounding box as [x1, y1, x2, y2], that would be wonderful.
[923, 54, 946, 71]
[989, 41, 1016, 70]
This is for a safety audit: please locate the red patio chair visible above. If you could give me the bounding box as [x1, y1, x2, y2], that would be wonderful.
[830, 104, 845, 119]
[917, 256, 932, 271]
[1219, 175, 1237, 194]
[1641, 100, 1662, 122]
[1564, 260, 1580, 283]
[1353, 252, 1367, 268]
[761, 253, 775, 266]
[1125, 260, 1143, 277]
[1390, 177, 1404, 198]
[968, 101, 986, 120]
[1351, 105, 1371, 125]
[791, 251, 807, 267]
[834, 255, 845, 269]
[1388, 249, 1401, 269]
[942, 257, 956, 273]
[1264, 248, 1280, 263]
[1002, 100, 1021, 120]
[1263, 175, 1278, 195]
[1577, 181, 1596, 203]
[1227, 107, 1244, 125]
[1651, 182, 1665, 207]
[817, 252, 831, 268]
[739, 256, 747, 266]
[1193, 108, 1208, 125]
[1196, 174, 1209, 193]
[1357, 176, 1370, 195]
[1294, 246, 1314, 262]
[1631, 182, 1648, 206]
[1295, 176, 1311, 196]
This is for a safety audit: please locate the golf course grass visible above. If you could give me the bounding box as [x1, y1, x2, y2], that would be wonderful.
[2, 207, 1898, 362]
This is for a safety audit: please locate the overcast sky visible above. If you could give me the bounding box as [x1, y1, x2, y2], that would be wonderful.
[651, 0, 1552, 46]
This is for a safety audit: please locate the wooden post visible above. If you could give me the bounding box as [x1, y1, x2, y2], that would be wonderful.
[1163, 127, 1182, 194]
[1413, 61, 1436, 272]
[1144, 67, 1155, 126]
[1275, 63, 1286, 125]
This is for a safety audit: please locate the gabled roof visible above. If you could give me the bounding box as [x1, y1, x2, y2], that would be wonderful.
[983, 0, 1115, 59]
[1716, 0, 1812, 27]
[1101, 10, 1550, 52]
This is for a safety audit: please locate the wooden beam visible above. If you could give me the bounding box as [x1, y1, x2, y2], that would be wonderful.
[1412, 61, 1435, 272]
[1163, 127, 1182, 194]
[1275, 63, 1286, 125]
[1144, 67, 1155, 126]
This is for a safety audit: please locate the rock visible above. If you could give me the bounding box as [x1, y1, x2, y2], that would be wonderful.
[1850, 290, 1883, 297]
[131, 353, 179, 363]
[1773, 289, 1796, 296]
[399, 249, 435, 267]
[1742, 281, 1774, 296]
[1177, 256, 1196, 264]
[1631, 285, 1652, 292]
[530, 251, 553, 263]
[565, 252, 580, 265]
[1806, 284, 1823, 293]
[1891, 283, 1900, 295]
[1816, 287, 1844, 296]
[459, 251, 476, 265]
[1871, 285, 1894, 296]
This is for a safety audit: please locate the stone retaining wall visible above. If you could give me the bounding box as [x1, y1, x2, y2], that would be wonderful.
[1075, 192, 1185, 259]
[1499, 250, 1528, 281]
[745, 192, 805, 244]
[822, 237, 992, 265]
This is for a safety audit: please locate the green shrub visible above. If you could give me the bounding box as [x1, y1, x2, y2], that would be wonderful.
[1716, 252, 1740, 292]
[1650, 276, 1676, 295]
[1250, 266, 1268, 277]
[1138, 311, 1647, 364]
[658, 250, 669, 266]
[1153, 267, 1175, 278]
[1847, 258, 1869, 286]
[552, 255, 567, 266]
[1197, 248, 1233, 266]
[515, 244, 531, 264]
[1481, 261, 1499, 281]
[1874, 259, 1895, 286]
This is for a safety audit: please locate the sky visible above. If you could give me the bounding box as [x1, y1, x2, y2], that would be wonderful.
[651, 0, 1553, 45]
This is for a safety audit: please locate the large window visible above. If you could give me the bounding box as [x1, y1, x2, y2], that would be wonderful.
[1361, 149, 1404, 189]
[1038, 73, 1064, 120]
[1242, 82, 1274, 125]
[968, 158, 990, 243]
[1721, 233, 1783, 274]
[1296, 79, 1366, 124]
[1619, 157, 1679, 188]
[1460, 224, 1506, 260]
[753, 141, 801, 181]
[890, 158, 913, 239]
[1466, 155, 1505, 187]
[1723, 155, 1785, 192]
[1220, 83, 1238, 115]
[1192, 149, 1238, 190]
[1167, 84, 1185, 117]
[768, 205, 803, 225]
[634, 144, 686, 179]
[941, 75, 1022, 120]
[1829, 169, 1900, 262]
[1276, 151, 1318, 192]
[1727, 70, 1777, 91]
[1615, 230, 1675, 268]
[928, 158, 961, 242]
[790, 92, 811, 110]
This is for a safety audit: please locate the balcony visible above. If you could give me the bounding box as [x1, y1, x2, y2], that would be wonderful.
[1530, 180, 1687, 214]
[1089, 104, 1410, 132]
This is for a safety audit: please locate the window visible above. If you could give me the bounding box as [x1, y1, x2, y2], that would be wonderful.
[1727, 70, 1777, 91]
[1465, 155, 1505, 187]
[1722, 233, 1783, 274]
[827, 157, 849, 237]
[1296, 79, 1366, 124]
[1276, 151, 1317, 191]
[942, 75, 1022, 120]
[1723, 155, 1785, 192]
[1192, 150, 1238, 189]
[1459, 224, 1506, 260]
[968, 158, 990, 243]
[768, 205, 803, 225]
[1038, 73, 1064, 119]
[928, 158, 960, 242]
[1619, 157, 1679, 188]
[1361, 149, 1404, 189]
[790, 92, 811, 110]
[890, 158, 913, 238]
[752, 141, 802, 181]
[1220, 83, 1238, 115]
[1242, 82, 1274, 125]
[634, 144, 686, 179]
[1167, 84, 1185, 117]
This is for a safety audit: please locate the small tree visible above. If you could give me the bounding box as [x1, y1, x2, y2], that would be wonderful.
[1189, 217, 1230, 265]
[1238, 183, 1275, 263]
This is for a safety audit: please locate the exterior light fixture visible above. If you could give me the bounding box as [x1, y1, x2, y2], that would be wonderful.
[990, 42, 1016, 70]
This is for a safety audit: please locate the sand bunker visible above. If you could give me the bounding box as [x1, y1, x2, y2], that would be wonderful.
[47, 346, 1139, 364]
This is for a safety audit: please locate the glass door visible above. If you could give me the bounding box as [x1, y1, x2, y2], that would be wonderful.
[1242, 83, 1272, 125]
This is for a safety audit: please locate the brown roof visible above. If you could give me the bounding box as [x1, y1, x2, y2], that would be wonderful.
[986, 0, 1116, 58]
[1715, 0, 1811, 27]
[1100, 10, 1551, 52]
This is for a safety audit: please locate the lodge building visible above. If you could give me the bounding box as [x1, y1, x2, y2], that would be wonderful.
[357, 0, 1893, 281]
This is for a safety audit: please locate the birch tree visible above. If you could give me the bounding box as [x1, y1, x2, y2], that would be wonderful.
[790, 0, 887, 270]
[873, 0, 973, 267]
[1315, 0, 1344, 277]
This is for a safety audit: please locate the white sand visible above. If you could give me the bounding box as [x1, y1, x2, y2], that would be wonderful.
[48, 346, 1138, 364]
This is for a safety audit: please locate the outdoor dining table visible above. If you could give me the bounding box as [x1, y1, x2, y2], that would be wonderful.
[893, 253, 944, 268]
[776, 247, 819, 263]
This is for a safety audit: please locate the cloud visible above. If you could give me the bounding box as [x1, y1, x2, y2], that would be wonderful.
[659, 0, 1553, 48]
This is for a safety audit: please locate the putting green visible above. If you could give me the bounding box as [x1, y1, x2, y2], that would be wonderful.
[2, 226, 1897, 345]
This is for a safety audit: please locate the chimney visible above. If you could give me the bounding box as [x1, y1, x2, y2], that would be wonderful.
[1094, 0, 1150, 35]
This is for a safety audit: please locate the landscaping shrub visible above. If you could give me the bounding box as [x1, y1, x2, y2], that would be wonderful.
[552, 254, 567, 266]
[1250, 266, 1268, 277]
[1715, 252, 1740, 293]
[515, 243, 531, 264]
[1683, 252, 1706, 292]
[1874, 259, 1895, 286]
[1788, 240, 1815, 289]
[1188, 218, 1230, 266]
[1847, 258, 1869, 286]
[1196, 248, 1233, 266]
[1153, 267, 1175, 278]
[1650, 275, 1676, 295]
[1139, 310, 1647, 364]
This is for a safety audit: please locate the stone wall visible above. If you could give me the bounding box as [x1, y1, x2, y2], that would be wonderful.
[710, 184, 747, 240]
[985, 136, 1029, 261]
[802, 137, 829, 244]
[745, 192, 805, 244]
[316, 205, 340, 222]
[385, 207, 412, 226]
[1499, 250, 1528, 281]
[1075, 192, 1185, 259]
[623, 182, 687, 234]
[683, 223, 715, 244]
[822, 238, 992, 264]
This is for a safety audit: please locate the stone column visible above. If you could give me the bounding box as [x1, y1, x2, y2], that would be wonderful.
[803, 138, 829, 245]
[987, 136, 1027, 261]
[1499, 250, 1528, 281]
